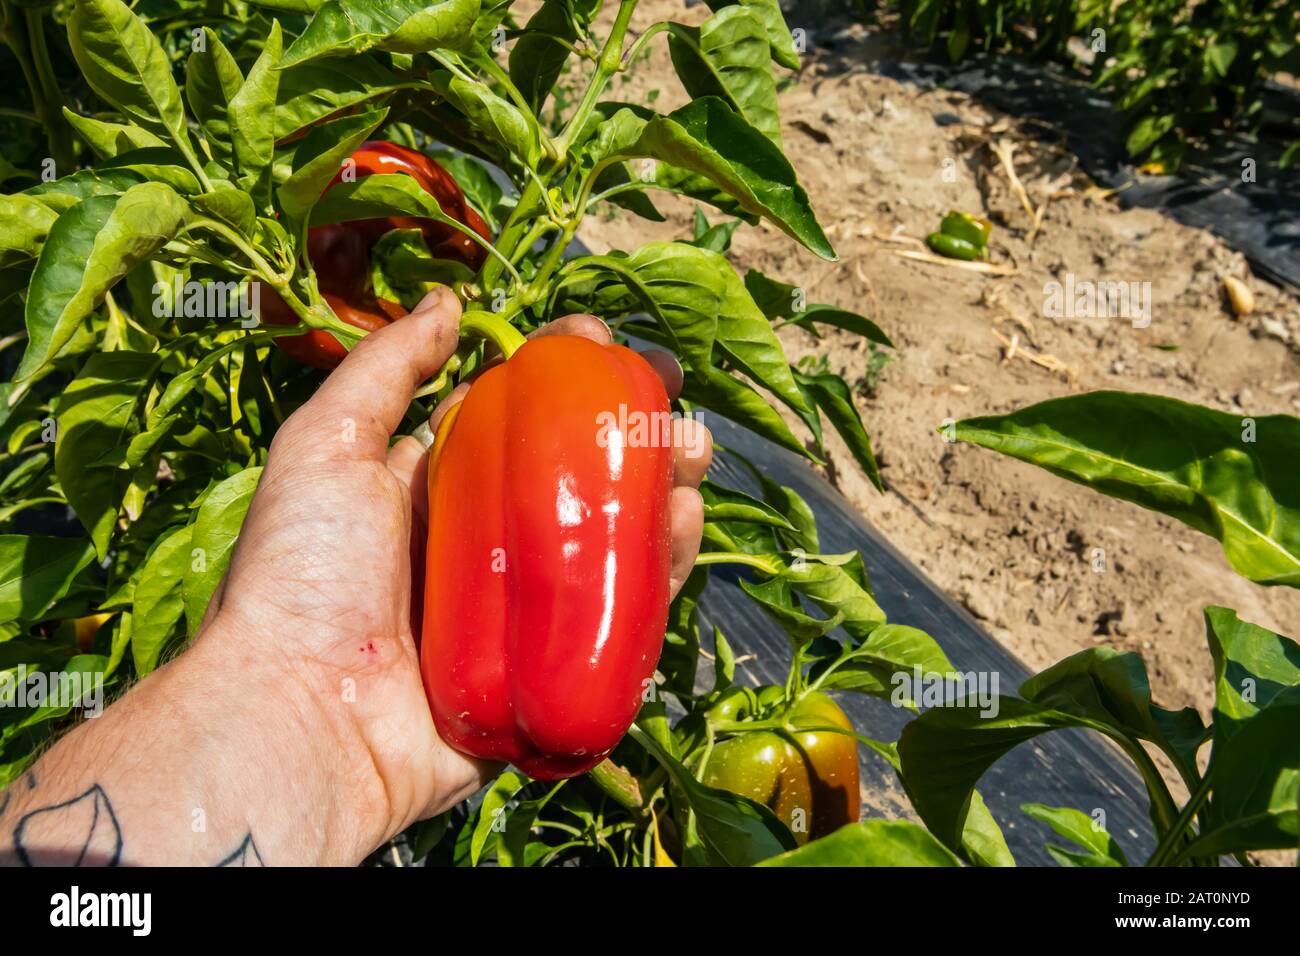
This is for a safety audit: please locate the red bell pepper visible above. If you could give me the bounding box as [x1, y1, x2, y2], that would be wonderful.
[260, 141, 491, 369]
[420, 331, 674, 779]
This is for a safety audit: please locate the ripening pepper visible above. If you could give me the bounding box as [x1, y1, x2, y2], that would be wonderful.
[260, 141, 491, 369]
[420, 333, 674, 780]
[703, 686, 860, 843]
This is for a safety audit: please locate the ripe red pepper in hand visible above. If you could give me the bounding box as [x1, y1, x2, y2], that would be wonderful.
[420, 335, 674, 780]
[703, 687, 860, 843]
[260, 142, 491, 369]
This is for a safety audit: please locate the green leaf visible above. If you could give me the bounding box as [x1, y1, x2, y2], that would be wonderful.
[896, 697, 1088, 851]
[274, 54, 406, 143]
[689, 208, 743, 253]
[1206, 41, 1237, 78]
[809, 623, 954, 700]
[282, 0, 480, 67]
[1125, 112, 1176, 157]
[498, 783, 563, 867]
[183, 467, 263, 635]
[795, 370, 883, 491]
[62, 109, 167, 160]
[589, 99, 833, 259]
[660, 568, 705, 703]
[713, 625, 735, 692]
[630, 724, 796, 865]
[18, 183, 187, 382]
[1021, 803, 1128, 866]
[0, 194, 57, 270]
[228, 22, 283, 207]
[470, 771, 527, 865]
[1180, 684, 1300, 860]
[700, 480, 796, 529]
[277, 109, 388, 226]
[758, 820, 962, 866]
[0, 536, 96, 626]
[776, 552, 886, 640]
[68, 0, 191, 152]
[575, 244, 719, 375]
[309, 171, 476, 238]
[1177, 608, 1300, 860]
[22, 168, 145, 213]
[741, 576, 844, 644]
[430, 72, 541, 167]
[508, 0, 579, 112]
[428, 150, 503, 227]
[131, 524, 191, 675]
[669, 7, 782, 145]
[1020, 645, 1205, 784]
[55, 351, 162, 558]
[370, 228, 473, 308]
[98, 148, 201, 195]
[745, 271, 894, 348]
[960, 789, 1016, 867]
[679, 362, 812, 461]
[710, 0, 800, 70]
[185, 29, 243, 166]
[191, 183, 256, 236]
[1205, 606, 1300, 735]
[954, 392, 1300, 587]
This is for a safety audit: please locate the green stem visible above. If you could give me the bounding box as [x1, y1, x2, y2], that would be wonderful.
[693, 551, 782, 576]
[1149, 773, 1213, 867]
[621, 21, 670, 70]
[554, 0, 639, 156]
[0, 107, 37, 124]
[477, 177, 545, 294]
[587, 760, 644, 816]
[459, 309, 527, 359]
[189, 218, 281, 281]
[2, 6, 70, 172]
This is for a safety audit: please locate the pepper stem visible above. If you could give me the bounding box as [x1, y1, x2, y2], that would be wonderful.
[459, 310, 527, 360]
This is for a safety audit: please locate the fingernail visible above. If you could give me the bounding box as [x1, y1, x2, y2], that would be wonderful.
[411, 421, 434, 449]
[411, 286, 450, 317]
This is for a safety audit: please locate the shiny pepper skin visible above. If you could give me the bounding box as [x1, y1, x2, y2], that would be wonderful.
[259, 141, 491, 369]
[420, 335, 674, 780]
[704, 687, 860, 843]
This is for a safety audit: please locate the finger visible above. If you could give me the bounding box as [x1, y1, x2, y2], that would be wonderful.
[668, 486, 705, 600]
[672, 418, 712, 488]
[428, 382, 470, 433]
[640, 349, 683, 401]
[387, 435, 430, 528]
[529, 312, 612, 344]
[271, 287, 462, 466]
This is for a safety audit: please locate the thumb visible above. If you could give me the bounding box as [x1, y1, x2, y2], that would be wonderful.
[270, 288, 462, 466]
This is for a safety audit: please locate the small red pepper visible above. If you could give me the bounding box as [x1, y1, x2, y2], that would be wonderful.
[260, 141, 491, 369]
[420, 332, 674, 780]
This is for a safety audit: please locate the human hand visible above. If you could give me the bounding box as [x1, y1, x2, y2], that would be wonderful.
[199, 288, 712, 860]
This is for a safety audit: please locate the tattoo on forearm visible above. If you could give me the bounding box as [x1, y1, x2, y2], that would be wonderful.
[2, 777, 265, 866]
[217, 833, 264, 867]
[13, 784, 123, 866]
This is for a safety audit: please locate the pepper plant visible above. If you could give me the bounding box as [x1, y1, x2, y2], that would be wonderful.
[1, 0, 1297, 868]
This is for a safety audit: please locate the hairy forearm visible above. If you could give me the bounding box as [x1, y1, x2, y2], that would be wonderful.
[0, 625, 388, 866]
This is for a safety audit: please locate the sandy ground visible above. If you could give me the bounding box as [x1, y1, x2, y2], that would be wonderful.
[578, 2, 1300, 733]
